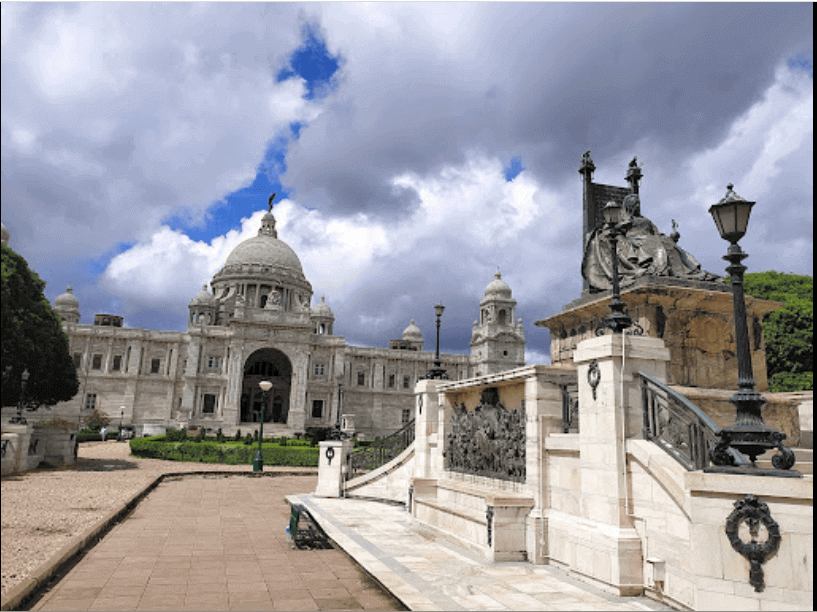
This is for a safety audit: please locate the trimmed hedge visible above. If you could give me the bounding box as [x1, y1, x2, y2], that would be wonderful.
[77, 429, 119, 443]
[129, 436, 319, 466]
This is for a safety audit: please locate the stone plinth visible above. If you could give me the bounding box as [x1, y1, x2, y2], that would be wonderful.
[413, 379, 443, 480]
[535, 278, 781, 391]
[315, 439, 353, 497]
[556, 333, 670, 595]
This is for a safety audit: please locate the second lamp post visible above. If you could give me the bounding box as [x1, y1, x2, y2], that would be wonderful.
[254, 380, 272, 472]
[426, 302, 449, 380]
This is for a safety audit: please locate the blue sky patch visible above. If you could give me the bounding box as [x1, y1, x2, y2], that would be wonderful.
[503, 156, 525, 181]
[276, 23, 341, 100]
[787, 53, 813, 78]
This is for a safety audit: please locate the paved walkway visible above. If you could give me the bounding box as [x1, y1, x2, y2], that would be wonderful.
[29, 476, 404, 612]
[289, 494, 671, 612]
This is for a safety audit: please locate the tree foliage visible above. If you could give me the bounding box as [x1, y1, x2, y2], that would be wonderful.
[1, 244, 79, 408]
[744, 271, 813, 392]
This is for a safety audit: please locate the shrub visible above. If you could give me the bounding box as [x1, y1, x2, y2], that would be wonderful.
[83, 409, 111, 432]
[166, 428, 187, 442]
[244, 433, 254, 445]
[216, 428, 224, 443]
[234, 429, 242, 441]
[305, 427, 331, 447]
[194, 429, 205, 443]
[77, 430, 119, 443]
[278, 436, 288, 447]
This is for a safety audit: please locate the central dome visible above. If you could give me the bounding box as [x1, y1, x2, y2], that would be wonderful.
[224, 235, 303, 272]
[223, 212, 303, 272]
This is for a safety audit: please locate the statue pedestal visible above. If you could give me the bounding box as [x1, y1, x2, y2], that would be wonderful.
[535, 277, 781, 391]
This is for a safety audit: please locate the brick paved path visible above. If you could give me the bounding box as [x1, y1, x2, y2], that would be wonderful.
[30, 475, 405, 611]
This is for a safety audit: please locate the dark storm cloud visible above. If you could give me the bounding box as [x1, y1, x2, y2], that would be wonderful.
[287, 3, 812, 218]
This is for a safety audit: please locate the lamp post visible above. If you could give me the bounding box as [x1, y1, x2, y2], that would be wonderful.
[329, 373, 345, 440]
[426, 302, 449, 380]
[595, 201, 640, 335]
[10, 369, 30, 424]
[707, 184, 797, 474]
[254, 381, 272, 472]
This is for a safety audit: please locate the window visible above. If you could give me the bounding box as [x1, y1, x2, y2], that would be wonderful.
[202, 394, 216, 414]
[150, 359, 161, 374]
[112, 355, 122, 371]
[84, 394, 97, 411]
[314, 363, 325, 376]
[402, 408, 411, 424]
[311, 399, 324, 419]
[73, 353, 82, 369]
[208, 356, 220, 369]
[388, 374, 395, 388]
[403, 376, 410, 389]
[92, 354, 102, 370]
[357, 372, 365, 386]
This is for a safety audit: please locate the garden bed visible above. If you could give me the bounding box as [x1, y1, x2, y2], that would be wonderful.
[129, 435, 319, 466]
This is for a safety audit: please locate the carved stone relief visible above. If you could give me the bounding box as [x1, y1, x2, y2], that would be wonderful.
[445, 387, 525, 483]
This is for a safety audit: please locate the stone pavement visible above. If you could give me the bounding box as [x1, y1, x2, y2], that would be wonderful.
[289, 494, 672, 612]
[29, 475, 404, 612]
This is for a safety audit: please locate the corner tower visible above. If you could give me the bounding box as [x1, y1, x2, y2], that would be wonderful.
[470, 271, 526, 375]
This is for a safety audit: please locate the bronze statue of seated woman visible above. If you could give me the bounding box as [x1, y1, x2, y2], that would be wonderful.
[581, 194, 721, 293]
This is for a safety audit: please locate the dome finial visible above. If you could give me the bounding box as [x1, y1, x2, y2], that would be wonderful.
[268, 192, 276, 212]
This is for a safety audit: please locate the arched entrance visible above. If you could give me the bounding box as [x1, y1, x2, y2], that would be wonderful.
[240, 348, 292, 424]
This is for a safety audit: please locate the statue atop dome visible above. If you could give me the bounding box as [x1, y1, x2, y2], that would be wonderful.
[268, 192, 276, 212]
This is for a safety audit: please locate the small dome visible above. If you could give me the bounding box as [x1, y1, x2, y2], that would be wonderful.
[189, 285, 215, 306]
[55, 285, 80, 309]
[1, 223, 9, 246]
[311, 295, 334, 319]
[402, 319, 423, 341]
[484, 271, 512, 298]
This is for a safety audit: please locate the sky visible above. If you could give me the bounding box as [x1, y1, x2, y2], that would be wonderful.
[1, 2, 813, 365]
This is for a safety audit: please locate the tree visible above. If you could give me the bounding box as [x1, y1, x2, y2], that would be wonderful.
[1, 244, 79, 409]
[744, 271, 813, 392]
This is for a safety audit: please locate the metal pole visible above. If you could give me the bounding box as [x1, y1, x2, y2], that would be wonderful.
[434, 313, 442, 371]
[723, 244, 767, 429]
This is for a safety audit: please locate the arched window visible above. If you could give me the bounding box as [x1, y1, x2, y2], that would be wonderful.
[497, 309, 506, 325]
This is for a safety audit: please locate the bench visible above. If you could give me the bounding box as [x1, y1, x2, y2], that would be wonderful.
[411, 477, 534, 561]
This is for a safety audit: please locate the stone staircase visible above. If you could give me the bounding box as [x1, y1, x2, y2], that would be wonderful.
[411, 477, 534, 562]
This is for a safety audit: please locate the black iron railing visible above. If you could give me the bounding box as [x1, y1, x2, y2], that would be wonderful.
[347, 419, 415, 479]
[560, 383, 579, 433]
[640, 372, 748, 470]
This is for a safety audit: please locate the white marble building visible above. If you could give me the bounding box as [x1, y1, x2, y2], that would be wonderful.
[45, 208, 526, 437]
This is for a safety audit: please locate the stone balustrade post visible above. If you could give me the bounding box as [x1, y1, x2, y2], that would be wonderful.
[413, 379, 443, 480]
[314, 439, 354, 498]
[570, 333, 670, 595]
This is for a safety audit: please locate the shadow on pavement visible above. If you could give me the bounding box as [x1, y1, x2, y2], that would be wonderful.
[74, 458, 140, 471]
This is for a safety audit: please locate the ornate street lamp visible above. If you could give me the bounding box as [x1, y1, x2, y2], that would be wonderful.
[10, 369, 30, 424]
[707, 184, 797, 474]
[595, 201, 641, 335]
[328, 373, 346, 440]
[426, 302, 449, 380]
[254, 380, 272, 472]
